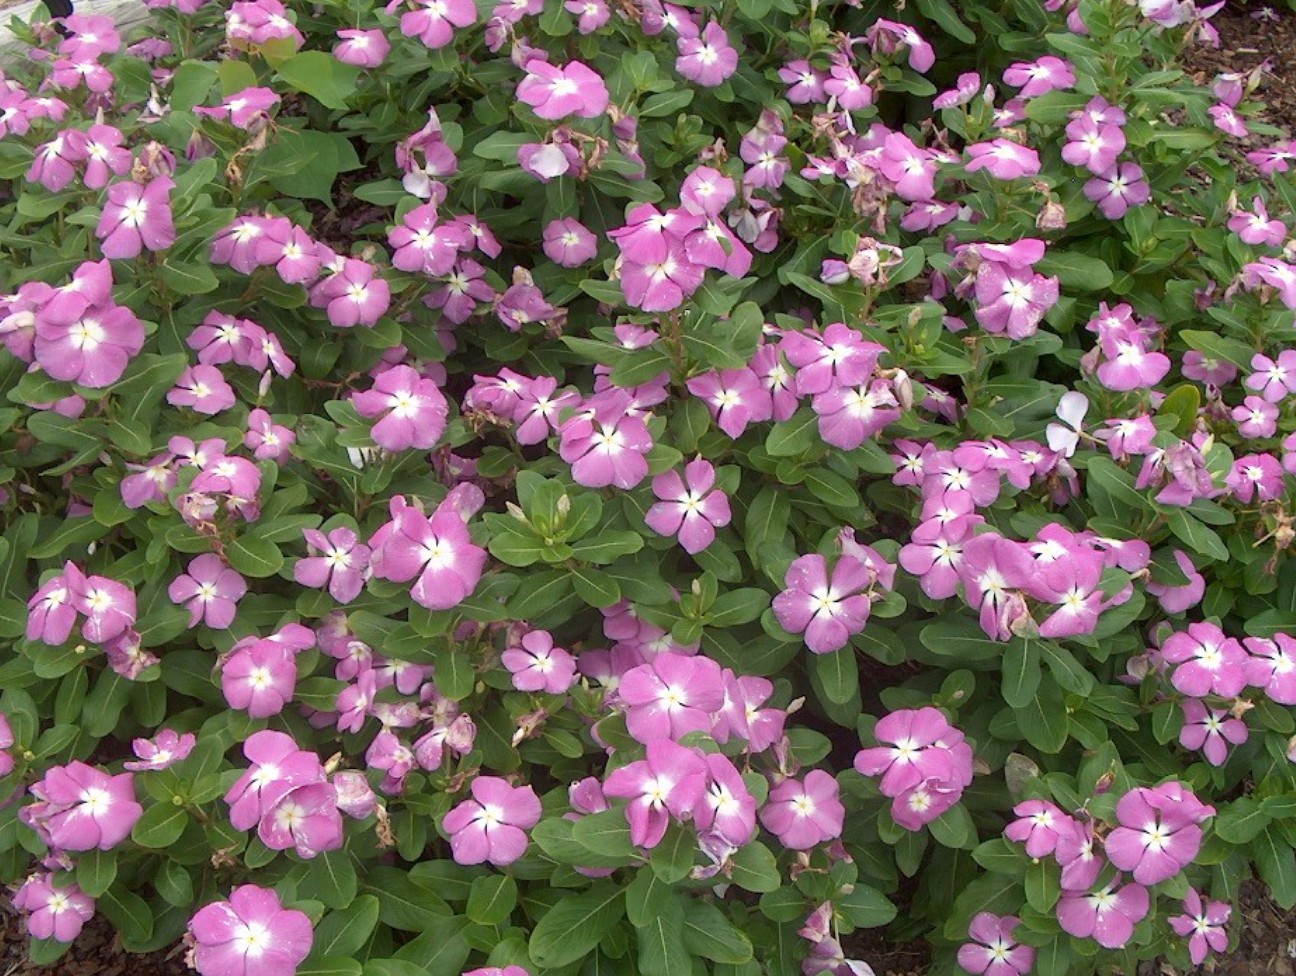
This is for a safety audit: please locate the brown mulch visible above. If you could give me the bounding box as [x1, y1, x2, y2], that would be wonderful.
[1183, 1, 1296, 135]
[0, 896, 190, 976]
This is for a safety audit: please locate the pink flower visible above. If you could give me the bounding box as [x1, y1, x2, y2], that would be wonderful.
[66, 563, 136, 643]
[442, 776, 542, 866]
[644, 458, 731, 554]
[1179, 698, 1248, 766]
[1168, 889, 1230, 966]
[334, 28, 389, 67]
[565, 0, 608, 31]
[245, 409, 296, 462]
[866, 19, 935, 72]
[778, 60, 828, 103]
[1084, 163, 1151, 219]
[686, 368, 771, 438]
[352, 364, 449, 451]
[1243, 258, 1296, 309]
[675, 22, 738, 87]
[314, 259, 391, 328]
[558, 390, 653, 489]
[1146, 549, 1205, 613]
[973, 263, 1059, 340]
[1245, 634, 1296, 704]
[542, 218, 598, 267]
[502, 629, 578, 694]
[1232, 395, 1278, 438]
[259, 781, 343, 858]
[1246, 350, 1296, 401]
[1161, 622, 1248, 698]
[1003, 56, 1074, 96]
[1247, 140, 1296, 177]
[812, 381, 901, 450]
[96, 177, 175, 259]
[369, 495, 487, 611]
[295, 527, 371, 604]
[124, 729, 196, 771]
[1104, 783, 1214, 885]
[188, 885, 313, 976]
[167, 364, 236, 415]
[27, 572, 78, 646]
[33, 302, 145, 388]
[694, 753, 757, 846]
[168, 553, 247, 629]
[224, 730, 326, 832]
[957, 913, 1034, 976]
[773, 552, 878, 654]
[965, 140, 1040, 180]
[618, 652, 724, 743]
[1003, 800, 1074, 858]
[517, 59, 608, 120]
[1056, 879, 1149, 949]
[759, 770, 844, 850]
[29, 761, 143, 851]
[1227, 453, 1284, 502]
[391, 0, 476, 49]
[1229, 197, 1286, 246]
[222, 638, 298, 718]
[854, 707, 974, 799]
[603, 739, 708, 849]
[13, 875, 94, 942]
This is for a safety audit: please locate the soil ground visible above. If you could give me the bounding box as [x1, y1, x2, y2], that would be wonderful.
[3, 2, 1296, 975]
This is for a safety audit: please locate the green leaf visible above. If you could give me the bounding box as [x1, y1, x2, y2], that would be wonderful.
[1035, 250, 1113, 291]
[1001, 640, 1041, 708]
[131, 802, 189, 849]
[1025, 859, 1059, 913]
[361, 867, 451, 931]
[1255, 827, 1296, 910]
[626, 868, 674, 928]
[706, 588, 770, 627]
[571, 809, 638, 860]
[649, 823, 694, 883]
[836, 884, 896, 928]
[315, 895, 380, 958]
[637, 893, 689, 976]
[264, 130, 362, 204]
[570, 566, 622, 607]
[364, 962, 432, 976]
[76, 848, 117, 898]
[467, 874, 517, 926]
[766, 409, 819, 457]
[434, 645, 475, 701]
[529, 884, 626, 969]
[682, 902, 754, 963]
[99, 886, 154, 944]
[299, 959, 364, 976]
[729, 842, 781, 893]
[809, 646, 858, 706]
[274, 52, 361, 109]
[1167, 509, 1228, 561]
[569, 531, 644, 564]
[160, 260, 220, 295]
[1012, 678, 1068, 753]
[307, 850, 358, 910]
[226, 535, 285, 578]
[1215, 797, 1270, 844]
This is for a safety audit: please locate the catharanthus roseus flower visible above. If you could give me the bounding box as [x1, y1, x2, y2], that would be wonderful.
[965, 140, 1040, 180]
[64, 563, 136, 644]
[558, 390, 654, 489]
[1084, 163, 1150, 219]
[644, 458, 731, 554]
[502, 629, 578, 694]
[1160, 621, 1248, 698]
[389, 0, 476, 48]
[603, 739, 708, 849]
[1003, 800, 1075, 858]
[442, 776, 542, 866]
[187, 885, 313, 976]
[1057, 879, 1149, 949]
[517, 58, 609, 119]
[368, 493, 488, 611]
[96, 177, 175, 259]
[773, 550, 884, 654]
[13, 875, 94, 943]
[957, 913, 1034, 976]
[295, 527, 371, 603]
[222, 637, 298, 718]
[352, 364, 450, 452]
[1178, 698, 1248, 766]
[259, 781, 344, 858]
[33, 301, 145, 389]
[168, 554, 247, 629]
[618, 652, 724, 743]
[1168, 888, 1230, 966]
[334, 28, 390, 67]
[312, 258, 391, 328]
[1002, 56, 1075, 97]
[224, 730, 327, 832]
[27, 761, 143, 851]
[854, 707, 974, 819]
[124, 729, 196, 772]
[676, 22, 738, 88]
[1104, 782, 1214, 885]
[759, 770, 845, 850]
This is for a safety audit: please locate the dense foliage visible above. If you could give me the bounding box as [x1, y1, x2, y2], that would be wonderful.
[1, 0, 1295, 974]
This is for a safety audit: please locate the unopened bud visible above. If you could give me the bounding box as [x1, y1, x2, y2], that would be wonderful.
[505, 501, 528, 522]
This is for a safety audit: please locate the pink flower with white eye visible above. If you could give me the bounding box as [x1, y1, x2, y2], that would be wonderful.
[603, 739, 708, 849]
[565, 0, 609, 32]
[442, 776, 542, 866]
[33, 302, 145, 389]
[1209, 103, 1248, 137]
[257, 221, 320, 286]
[675, 21, 738, 88]
[187, 885, 313, 976]
[65, 563, 136, 644]
[811, 380, 901, 450]
[1245, 634, 1296, 704]
[221, 638, 298, 718]
[1168, 889, 1230, 966]
[876, 133, 937, 202]
[96, 177, 175, 260]
[1246, 351, 1296, 402]
[13, 875, 95, 943]
[1003, 800, 1075, 858]
[866, 19, 935, 72]
[1084, 163, 1151, 219]
[1226, 453, 1284, 503]
[224, 730, 327, 832]
[124, 729, 196, 771]
[168, 553, 247, 629]
[352, 364, 449, 452]
[645, 458, 731, 555]
[28, 761, 143, 851]
[558, 390, 653, 489]
[854, 707, 974, 799]
[1248, 140, 1296, 176]
[517, 59, 609, 120]
[27, 571, 78, 646]
[965, 140, 1040, 180]
[167, 365, 237, 415]
[1162, 622, 1249, 698]
[973, 263, 1059, 340]
[619, 243, 705, 312]
[1002, 56, 1074, 97]
[245, 408, 296, 462]
[713, 670, 785, 752]
[502, 630, 578, 694]
[368, 494, 488, 611]
[334, 28, 389, 67]
[1229, 197, 1286, 247]
[1057, 879, 1149, 949]
[759, 770, 844, 850]
[1061, 116, 1126, 175]
[295, 527, 371, 604]
[1242, 258, 1296, 309]
[313, 258, 391, 328]
[1179, 698, 1247, 766]
[542, 218, 598, 267]
[390, 0, 476, 49]
[1146, 549, 1205, 613]
[1104, 783, 1214, 885]
[694, 753, 757, 846]
[686, 368, 771, 438]
[957, 913, 1034, 976]
[618, 652, 724, 743]
[259, 781, 343, 858]
[1232, 395, 1278, 438]
[773, 552, 876, 654]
